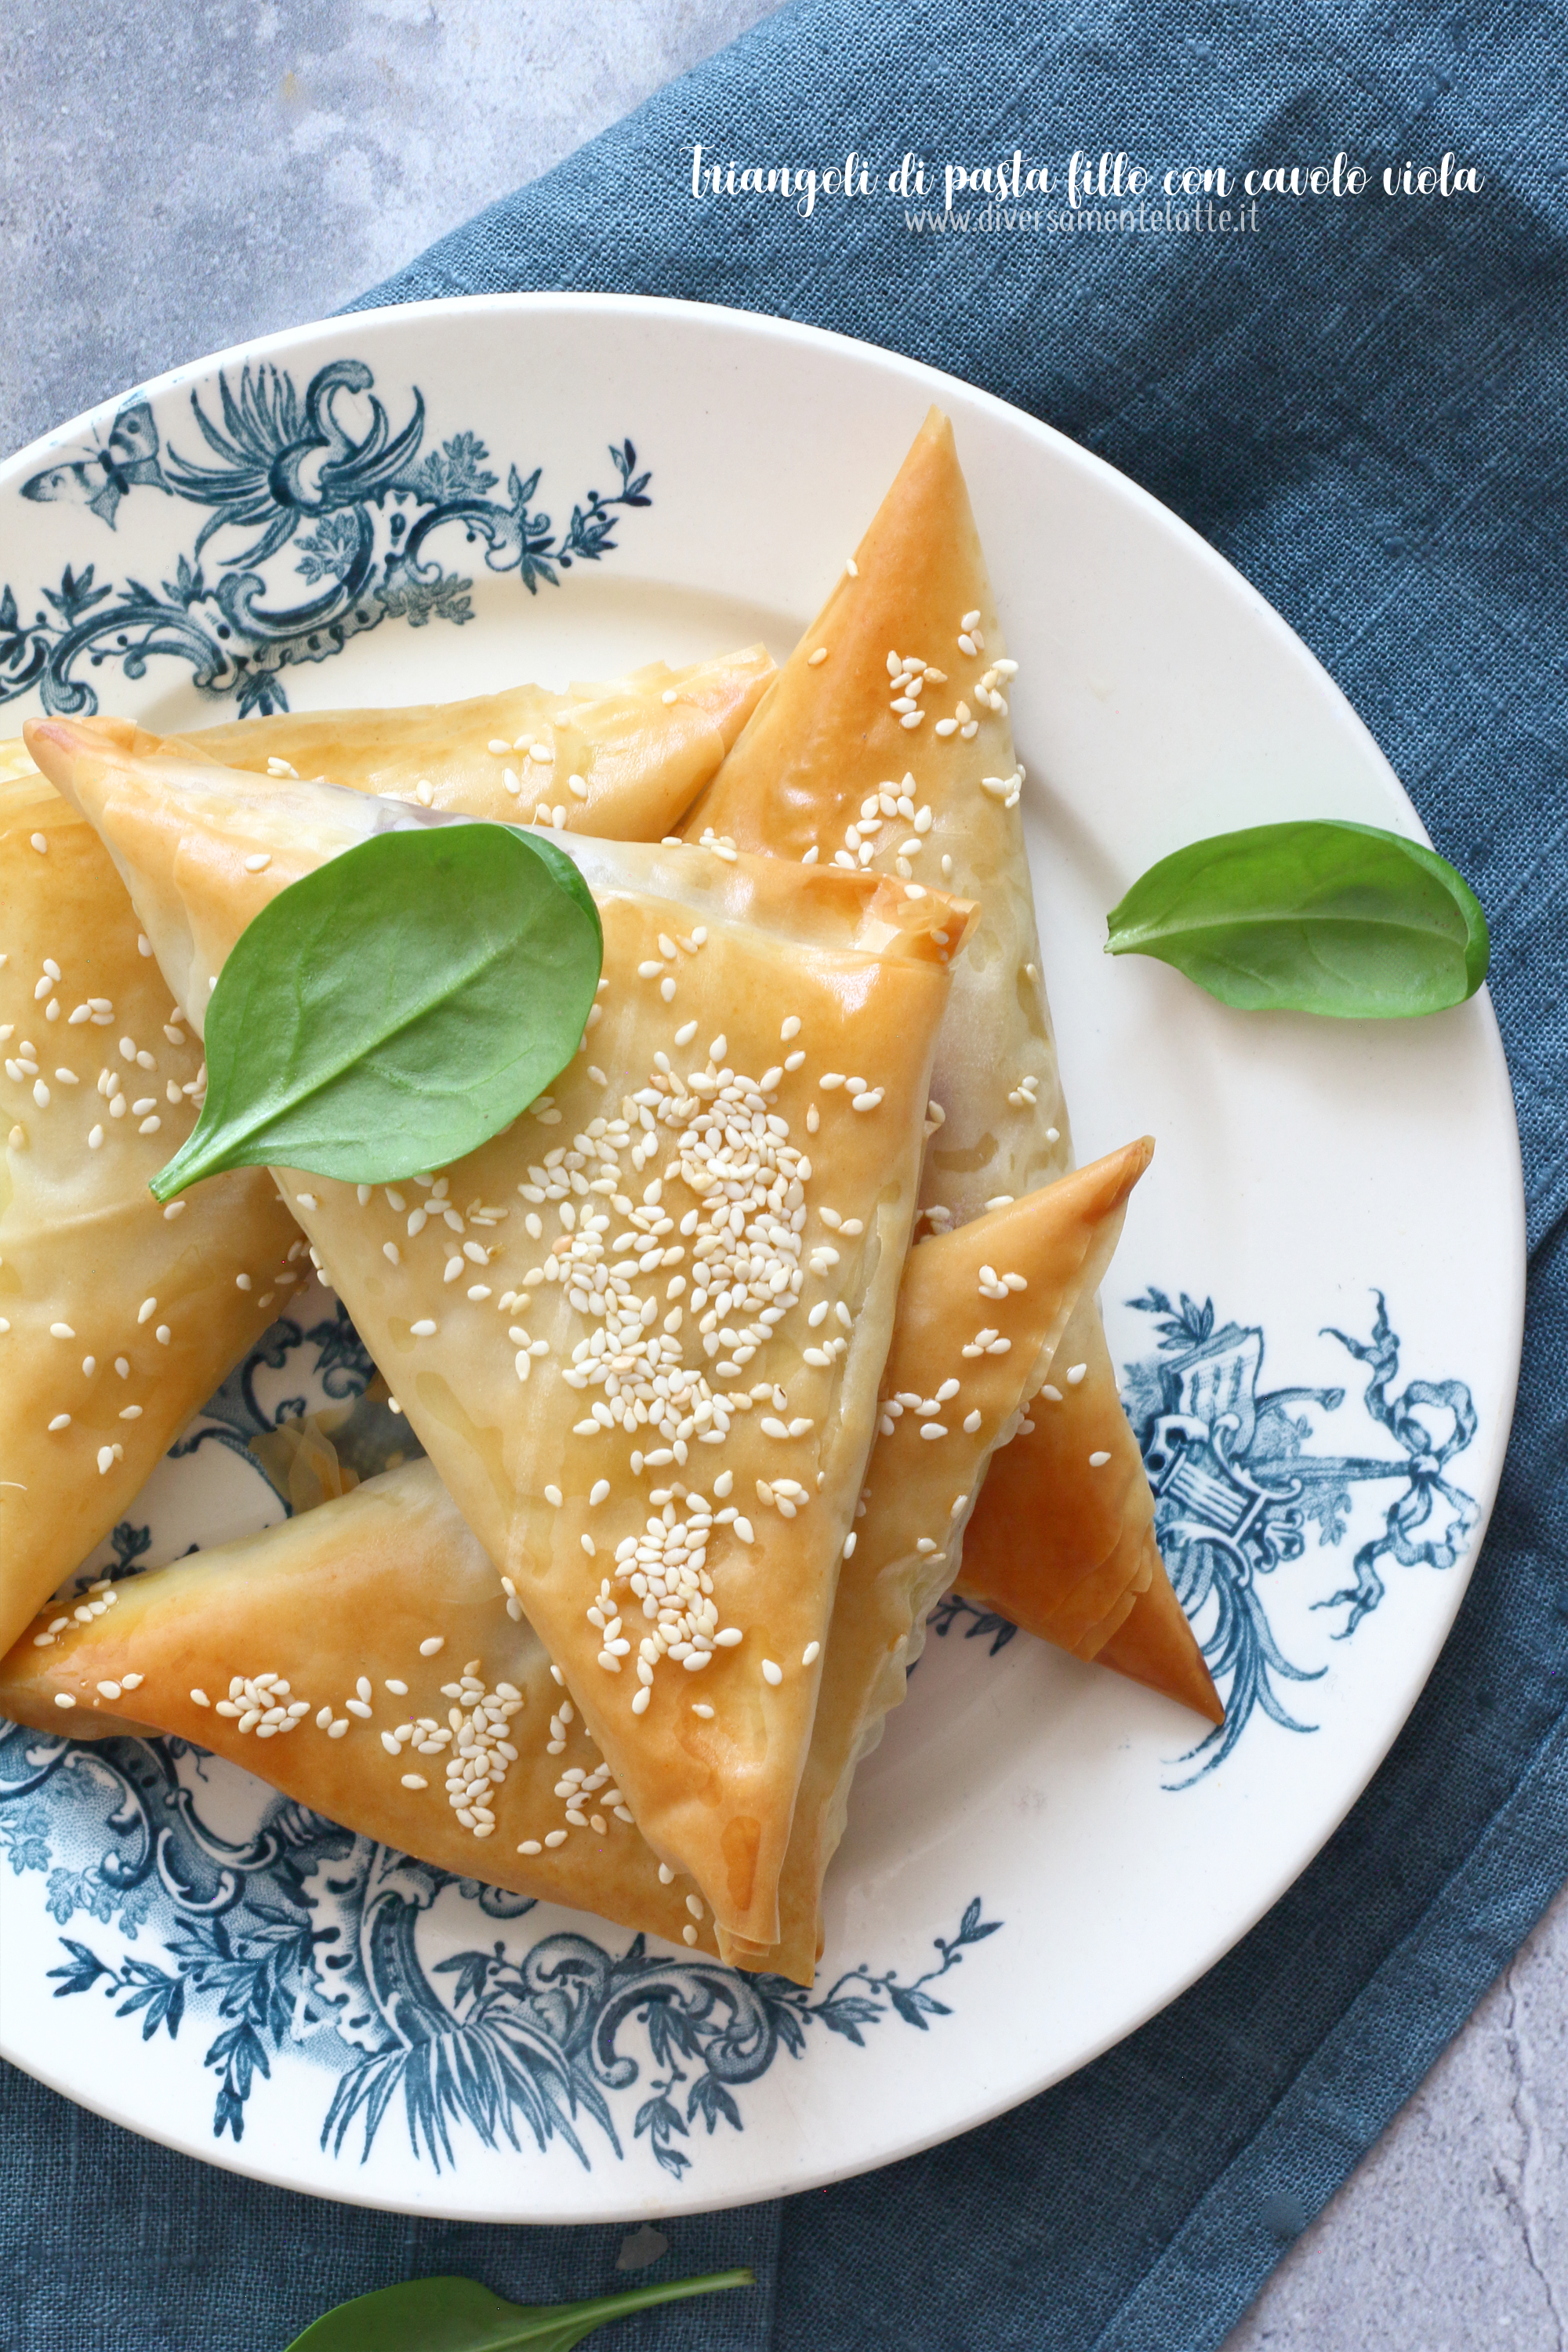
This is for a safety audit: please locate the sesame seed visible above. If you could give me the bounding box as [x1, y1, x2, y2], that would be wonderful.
[47, 1414, 71, 1432]
[410, 1318, 437, 1338]
[136, 1298, 156, 1323]
[1065, 1363, 1088, 1385]
[419, 1636, 445, 1657]
[842, 1532, 857, 1558]
[682, 1925, 699, 1945]
[155, 1326, 170, 1345]
[1089, 1450, 1112, 1468]
[544, 1829, 568, 1848]
[96, 1681, 122, 1700]
[54, 1693, 73, 1709]
[49, 1322, 74, 1339]
[544, 1485, 563, 1507]
[31, 834, 48, 855]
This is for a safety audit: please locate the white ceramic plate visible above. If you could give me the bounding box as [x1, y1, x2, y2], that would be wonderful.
[0, 296, 1524, 2221]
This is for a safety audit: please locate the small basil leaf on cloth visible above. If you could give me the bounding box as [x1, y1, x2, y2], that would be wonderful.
[151, 822, 602, 1198]
[282, 2267, 754, 2352]
[1104, 819, 1489, 1017]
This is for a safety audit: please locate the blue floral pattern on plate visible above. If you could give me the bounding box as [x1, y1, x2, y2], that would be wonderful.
[2, 358, 651, 717]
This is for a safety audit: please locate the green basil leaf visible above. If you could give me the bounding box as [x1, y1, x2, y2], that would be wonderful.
[1104, 820, 1489, 1017]
[507, 822, 602, 938]
[151, 822, 602, 1197]
[282, 2266, 753, 2352]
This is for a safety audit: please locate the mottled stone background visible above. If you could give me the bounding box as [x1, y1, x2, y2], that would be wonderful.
[2, 4, 1563, 2345]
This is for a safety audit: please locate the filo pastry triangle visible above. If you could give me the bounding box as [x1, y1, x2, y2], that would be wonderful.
[0, 647, 768, 1650]
[721, 1135, 1155, 1981]
[681, 409, 1220, 1726]
[27, 718, 975, 1947]
[122, 642, 774, 840]
[0, 740, 301, 1655]
[0, 1455, 723, 1960]
[0, 1141, 1151, 1986]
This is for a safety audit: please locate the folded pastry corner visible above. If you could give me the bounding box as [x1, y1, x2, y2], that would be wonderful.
[724, 1136, 1156, 1982]
[953, 1312, 1223, 1724]
[0, 744, 303, 1653]
[0, 1460, 720, 1958]
[682, 408, 1219, 1726]
[119, 641, 775, 841]
[27, 720, 973, 1949]
[1092, 1530, 1222, 1724]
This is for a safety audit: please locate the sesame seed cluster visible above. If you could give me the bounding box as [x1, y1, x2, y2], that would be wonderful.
[31, 1577, 118, 1647]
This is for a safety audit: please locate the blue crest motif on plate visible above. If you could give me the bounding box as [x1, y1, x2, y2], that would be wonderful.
[2, 359, 652, 717]
[933, 1286, 1477, 1785]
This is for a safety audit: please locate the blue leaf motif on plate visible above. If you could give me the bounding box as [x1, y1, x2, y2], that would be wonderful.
[5, 364, 652, 717]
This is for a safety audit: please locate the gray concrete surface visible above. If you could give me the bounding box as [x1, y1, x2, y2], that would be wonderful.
[2, 5, 1563, 2346]
[0, 0, 782, 456]
[1221, 1880, 1568, 2352]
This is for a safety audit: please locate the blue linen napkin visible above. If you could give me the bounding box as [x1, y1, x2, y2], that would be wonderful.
[4, 3, 1565, 2347]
